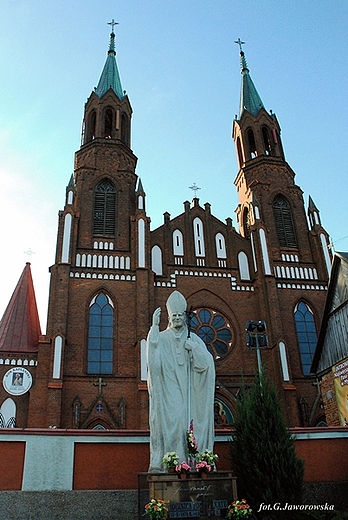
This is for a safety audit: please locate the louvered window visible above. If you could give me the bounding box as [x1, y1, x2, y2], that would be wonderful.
[93, 180, 116, 236]
[273, 195, 297, 248]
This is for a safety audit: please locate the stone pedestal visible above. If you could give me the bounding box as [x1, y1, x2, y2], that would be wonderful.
[146, 471, 237, 519]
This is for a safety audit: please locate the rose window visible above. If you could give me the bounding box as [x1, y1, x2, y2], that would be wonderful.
[189, 309, 232, 361]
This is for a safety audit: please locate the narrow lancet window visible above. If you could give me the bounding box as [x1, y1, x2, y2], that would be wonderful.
[87, 293, 114, 375]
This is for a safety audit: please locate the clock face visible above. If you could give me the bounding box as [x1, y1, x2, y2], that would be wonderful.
[3, 367, 33, 396]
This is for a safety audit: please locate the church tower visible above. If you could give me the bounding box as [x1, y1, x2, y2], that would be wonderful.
[29, 24, 152, 429]
[231, 43, 332, 424]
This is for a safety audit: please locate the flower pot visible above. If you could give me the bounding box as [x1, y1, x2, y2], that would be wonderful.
[168, 466, 175, 473]
[178, 472, 187, 480]
[199, 472, 207, 479]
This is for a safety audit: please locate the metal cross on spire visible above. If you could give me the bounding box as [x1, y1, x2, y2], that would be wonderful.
[189, 183, 201, 198]
[108, 18, 119, 33]
[23, 247, 35, 262]
[234, 38, 245, 52]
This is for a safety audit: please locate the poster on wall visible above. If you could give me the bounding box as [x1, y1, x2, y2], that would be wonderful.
[333, 358, 348, 426]
[2, 367, 33, 396]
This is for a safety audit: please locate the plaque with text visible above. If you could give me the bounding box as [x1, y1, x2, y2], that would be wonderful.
[147, 472, 237, 520]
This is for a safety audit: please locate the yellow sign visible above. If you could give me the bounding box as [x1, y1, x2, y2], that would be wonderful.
[333, 358, 348, 426]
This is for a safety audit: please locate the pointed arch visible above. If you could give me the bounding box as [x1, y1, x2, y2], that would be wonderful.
[193, 217, 205, 258]
[138, 218, 146, 267]
[242, 206, 251, 238]
[215, 233, 226, 259]
[61, 213, 72, 263]
[121, 113, 130, 146]
[238, 251, 250, 280]
[93, 180, 116, 236]
[262, 126, 271, 155]
[236, 136, 243, 168]
[294, 301, 318, 376]
[86, 110, 96, 142]
[173, 229, 184, 257]
[273, 195, 297, 248]
[151, 245, 163, 275]
[247, 128, 257, 158]
[104, 108, 114, 138]
[0, 398, 16, 428]
[87, 293, 114, 374]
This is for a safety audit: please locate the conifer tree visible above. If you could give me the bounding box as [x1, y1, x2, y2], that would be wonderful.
[230, 371, 304, 516]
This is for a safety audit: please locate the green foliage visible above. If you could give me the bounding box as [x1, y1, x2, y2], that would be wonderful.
[230, 371, 304, 514]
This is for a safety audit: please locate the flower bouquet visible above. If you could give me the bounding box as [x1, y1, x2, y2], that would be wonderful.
[144, 498, 168, 519]
[226, 499, 252, 519]
[162, 452, 179, 472]
[196, 460, 212, 477]
[197, 449, 218, 467]
[175, 461, 191, 479]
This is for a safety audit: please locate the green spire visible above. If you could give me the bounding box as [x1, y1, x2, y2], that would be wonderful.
[238, 49, 264, 118]
[95, 25, 124, 99]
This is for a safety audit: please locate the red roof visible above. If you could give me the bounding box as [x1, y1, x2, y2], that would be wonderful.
[0, 263, 41, 353]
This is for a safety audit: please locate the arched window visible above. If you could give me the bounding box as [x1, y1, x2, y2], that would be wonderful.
[273, 195, 297, 248]
[238, 251, 250, 280]
[193, 217, 205, 258]
[104, 108, 113, 138]
[87, 293, 114, 374]
[215, 233, 226, 259]
[151, 245, 162, 275]
[190, 309, 233, 361]
[173, 229, 184, 256]
[242, 207, 251, 238]
[0, 398, 16, 428]
[294, 302, 318, 376]
[93, 180, 116, 236]
[86, 110, 96, 142]
[262, 126, 271, 155]
[61, 213, 72, 263]
[236, 137, 243, 168]
[247, 128, 257, 158]
[121, 113, 129, 146]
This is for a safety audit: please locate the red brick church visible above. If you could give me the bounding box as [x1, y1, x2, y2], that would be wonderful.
[0, 28, 332, 431]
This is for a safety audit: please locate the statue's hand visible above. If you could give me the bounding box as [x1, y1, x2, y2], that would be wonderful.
[184, 339, 194, 352]
[152, 307, 161, 327]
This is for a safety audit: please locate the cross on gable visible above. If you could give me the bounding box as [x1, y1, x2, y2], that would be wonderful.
[93, 377, 107, 396]
[189, 183, 201, 198]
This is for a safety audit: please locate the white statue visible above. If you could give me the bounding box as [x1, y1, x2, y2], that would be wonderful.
[146, 290, 215, 473]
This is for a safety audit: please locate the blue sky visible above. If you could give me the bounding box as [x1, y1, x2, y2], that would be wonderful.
[0, 1, 347, 330]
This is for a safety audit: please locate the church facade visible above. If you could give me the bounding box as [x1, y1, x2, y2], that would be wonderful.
[0, 29, 332, 431]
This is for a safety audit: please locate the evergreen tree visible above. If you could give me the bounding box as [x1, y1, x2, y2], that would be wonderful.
[230, 371, 304, 517]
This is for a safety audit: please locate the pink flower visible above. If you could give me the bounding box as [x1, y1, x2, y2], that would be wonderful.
[196, 461, 212, 472]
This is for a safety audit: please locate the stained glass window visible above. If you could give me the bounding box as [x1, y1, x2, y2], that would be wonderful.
[190, 309, 232, 361]
[87, 293, 114, 374]
[294, 302, 317, 376]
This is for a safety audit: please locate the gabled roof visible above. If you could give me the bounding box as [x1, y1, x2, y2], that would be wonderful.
[238, 51, 265, 119]
[311, 252, 348, 373]
[0, 263, 41, 354]
[95, 31, 124, 99]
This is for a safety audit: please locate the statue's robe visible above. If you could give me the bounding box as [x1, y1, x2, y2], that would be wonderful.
[147, 325, 215, 472]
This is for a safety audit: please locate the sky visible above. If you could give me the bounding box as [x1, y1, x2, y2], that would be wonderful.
[0, 1, 347, 332]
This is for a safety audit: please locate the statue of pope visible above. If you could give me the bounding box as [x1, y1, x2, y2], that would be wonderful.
[146, 290, 215, 473]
